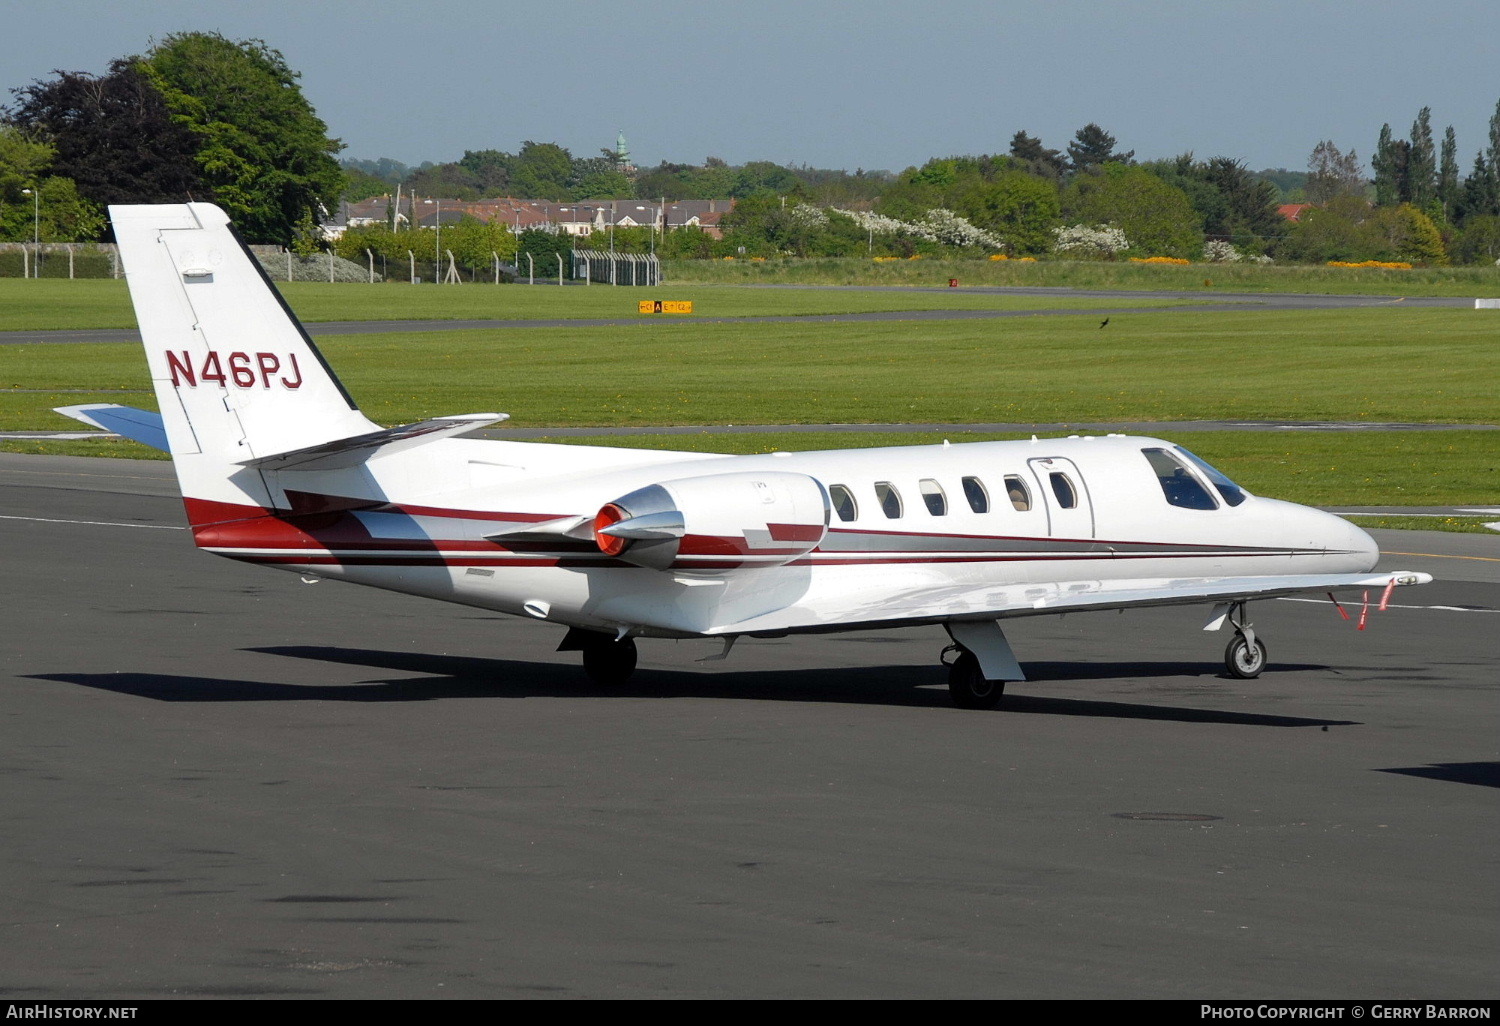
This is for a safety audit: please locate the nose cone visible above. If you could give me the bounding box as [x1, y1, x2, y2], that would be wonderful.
[1258, 498, 1379, 572]
[1343, 516, 1380, 572]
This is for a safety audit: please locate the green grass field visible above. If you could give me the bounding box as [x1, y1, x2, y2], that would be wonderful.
[6, 308, 1492, 427]
[0, 278, 1189, 331]
[2, 285, 1497, 517]
[1339, 514, 1498, 534]
[4, 430, 1495, 510]
[668, 255, 1500, 296]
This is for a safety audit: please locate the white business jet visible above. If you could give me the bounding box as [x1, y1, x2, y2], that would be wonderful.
[59, 203, 1430, 708]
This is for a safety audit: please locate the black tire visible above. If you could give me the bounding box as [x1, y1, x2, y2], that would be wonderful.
[948, 650, 1004, 710]
[1224, 634, 1267, 679]
[582, 637, 638, 685]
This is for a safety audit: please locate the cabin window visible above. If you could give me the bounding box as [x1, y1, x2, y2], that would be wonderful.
[829, 484, 858, 522]
[1004, 475, 1031, 511]
[874, 481, 903, 519]
[1142, 448, 1218, 510]
[919, 479, 947, 516]
[1048, 473, 1078, 509]
[1175, 447, 1248, 507]
[961, 476, 988, 513]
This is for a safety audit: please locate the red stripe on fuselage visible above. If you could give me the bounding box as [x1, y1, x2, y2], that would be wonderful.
[182, 493, 1313, 574]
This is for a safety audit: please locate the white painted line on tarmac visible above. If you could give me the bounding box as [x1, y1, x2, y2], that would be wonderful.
[0, 514, 183, 530]
[1342, 512, 1453, 517]
[1383, 550, 1500, 563]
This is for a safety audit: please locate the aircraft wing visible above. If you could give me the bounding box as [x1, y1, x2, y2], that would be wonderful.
[53, 404, 169, 451]
[701, 570, 1433, 636]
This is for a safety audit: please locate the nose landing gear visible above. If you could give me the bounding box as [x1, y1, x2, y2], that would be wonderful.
[1222, 601, 1267, 679]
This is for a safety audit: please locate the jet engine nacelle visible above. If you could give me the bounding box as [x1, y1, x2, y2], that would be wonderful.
[593, 470, 830, 571]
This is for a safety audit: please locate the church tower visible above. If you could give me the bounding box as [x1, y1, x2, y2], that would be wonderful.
[613, 131, 636, 177]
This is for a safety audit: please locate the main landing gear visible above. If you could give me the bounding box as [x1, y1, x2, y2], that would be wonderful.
[943, 647, 1006, 710]
[1221, 601, 1267, 679]
[559, 628, 638, 685]
[940, 621, 1023, 710]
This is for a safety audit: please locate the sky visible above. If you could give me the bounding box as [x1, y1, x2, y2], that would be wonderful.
[4, 0, 1498, 176]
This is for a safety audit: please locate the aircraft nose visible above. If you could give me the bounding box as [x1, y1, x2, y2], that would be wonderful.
[1343, 516, 1380, 571]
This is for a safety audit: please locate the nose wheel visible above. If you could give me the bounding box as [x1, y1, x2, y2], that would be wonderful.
[1222, 602, 1266, 679]
[1224, 633, 1267, 678]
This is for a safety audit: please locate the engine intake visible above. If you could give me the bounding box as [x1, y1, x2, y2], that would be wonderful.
[593, 471, 829, 571]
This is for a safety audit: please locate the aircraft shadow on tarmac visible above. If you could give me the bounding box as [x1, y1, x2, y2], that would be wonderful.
[29, 645, 1357, 727]
[1377, 762, 1500, 789]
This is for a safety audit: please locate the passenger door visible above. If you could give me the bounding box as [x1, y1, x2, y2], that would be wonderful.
[1026, 456, 1095, 538]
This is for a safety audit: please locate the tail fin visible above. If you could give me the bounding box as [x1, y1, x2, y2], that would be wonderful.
[111, 203, 381, 520]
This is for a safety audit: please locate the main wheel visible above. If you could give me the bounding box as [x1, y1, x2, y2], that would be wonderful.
[582, 637, 638, 685]
[947, 650, 1004, 710]
[1223, 634, 1267, 679]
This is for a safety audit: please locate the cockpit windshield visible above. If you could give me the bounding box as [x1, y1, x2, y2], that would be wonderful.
[1174, 447, 1249, 506]
[1142, 448, 1218, 509]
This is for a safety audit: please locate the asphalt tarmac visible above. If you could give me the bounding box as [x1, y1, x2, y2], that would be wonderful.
[2, 453, 1496, 999]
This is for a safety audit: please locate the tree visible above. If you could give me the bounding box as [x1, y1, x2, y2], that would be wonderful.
[515, 227, 572, 276]
[1305, 141, 1364, 205]
[1406, 107, 1436, 210]
[405, 162, 482, 200]
[1458, 153, 1498, 223]
[0, 125, 54, 199]
[1372, 124, 1404, 206]
[1253, 167, 1309, 202]
[1454, 214, 1500, 264]
[694, 156, 737, 199]
[6, 58, 204, 212]
[0, 126, 103, 241]
[658, 225, 720, 259]
[142, 32, 343, 244]
[341, 157, 410, 184]
[341, 166, 394, 203]
[1066, 123, 1132, 172]
[951, 169, 1060, 253]
[567, 155, 631, 199]
[1008, 131, 1066, 178]
[1141, 154, 1229, 232]
[1275, 195, 1374, 264]
[1369, 203, 1447, 264]
[631, 159, 738, 201]
[458, 149, 513, 193]
[731, 161, 802, 198]
[1484, 98, 1500, 220]
[508, 141, 573, 200]
[1438, 126, 1460, 223]
[436, 215, 519, 267]
[717, 193, 793, 253]
[875, 169, 945, 223]
[1200, 158, 1282, 251]
[1061, 164, 1200, 258]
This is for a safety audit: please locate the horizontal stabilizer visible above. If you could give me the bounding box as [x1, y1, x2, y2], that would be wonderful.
[54, 404, 169, 451]
[238, 413, 508, 471]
